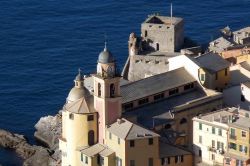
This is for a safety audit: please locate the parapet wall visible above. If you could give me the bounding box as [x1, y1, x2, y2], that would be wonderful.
[126, 55, 170, 81]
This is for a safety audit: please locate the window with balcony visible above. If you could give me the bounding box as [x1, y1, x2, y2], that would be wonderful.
[217, 141, 224, 150]
[239, 145, 247, 153]
[229, 142, 237, 150]
[212, 140, 215, 148]
[230, 128, 236, 140]
[236, 159, 243, 166]
[225, 158, 231, 165]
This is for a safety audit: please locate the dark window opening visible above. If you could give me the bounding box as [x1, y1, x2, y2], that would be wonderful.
[98, 83, 101, 97]
[184, 83, 194, 90]
[180, 118, 187, 124]
[165, 124, 171, 129]
[148, 158, 153, 166]
[87, 115, 94, 121]
[130, 140, 135, 147]
[88, 130, 95, 146]
[161, 158, 164, 165]
[175, 156, 178, 163]
[156, 43, 159, 51]
[69, 113, 74, 120]
[148, 138, 153, 145]
[199, 149, 202, 157]
[130, 160, 135, 166]
[241, 95, 245, 102]
[138, 98, 149, 105]
[110, 83, 115, 97]
[145, 30, 148, 37]
[154, 93, 164, 101]
[169, 88, 179, 96]
[201, 74, 205, 81]
[123, 102, 134, 111]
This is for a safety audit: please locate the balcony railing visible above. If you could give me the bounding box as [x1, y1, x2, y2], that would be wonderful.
[229, 135, 237, 140]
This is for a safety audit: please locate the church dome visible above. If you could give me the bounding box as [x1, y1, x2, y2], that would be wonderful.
[75, 72, 83, 81]
[98, 47, 114, 64]
[67, 87, 86, 103]
[67, 69, 86, 103]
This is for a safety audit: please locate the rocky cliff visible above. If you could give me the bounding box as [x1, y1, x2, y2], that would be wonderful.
[0, 129, 60, 165]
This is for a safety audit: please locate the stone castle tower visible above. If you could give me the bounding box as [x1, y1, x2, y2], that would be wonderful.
[93, 44, 122, 144]
[128, 13, 184, 56]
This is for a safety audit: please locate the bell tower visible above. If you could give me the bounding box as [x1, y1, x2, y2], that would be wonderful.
[93, 44, 122, 144]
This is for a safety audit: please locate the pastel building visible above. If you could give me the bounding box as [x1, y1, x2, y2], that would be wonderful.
[220, 47, 250, 65]
[59, 46, 193, 166]
[193, 108, 234, 165]
[224, 110, 250, 166]
[193, 107, 250, 166]
[168, 52, 231, 91]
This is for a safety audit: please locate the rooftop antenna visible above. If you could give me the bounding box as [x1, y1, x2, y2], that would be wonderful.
[104, 33, 107, 51]
[78, 68, 82, 75]
[170, 3, 173, 26]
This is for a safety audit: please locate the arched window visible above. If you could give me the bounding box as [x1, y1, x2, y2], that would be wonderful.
[180, 118, 187, 124]
[110, 84, 115, 97]
[98, 83, 101, 97]
[165, 124, 171, 129]
[88, 130, 95, 146]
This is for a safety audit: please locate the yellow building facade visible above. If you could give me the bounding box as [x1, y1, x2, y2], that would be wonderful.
[59, 47, 194, 166]
[225, 117, 250, 166]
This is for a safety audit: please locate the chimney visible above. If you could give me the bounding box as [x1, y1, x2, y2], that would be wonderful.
[117, 119, 123, 124]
